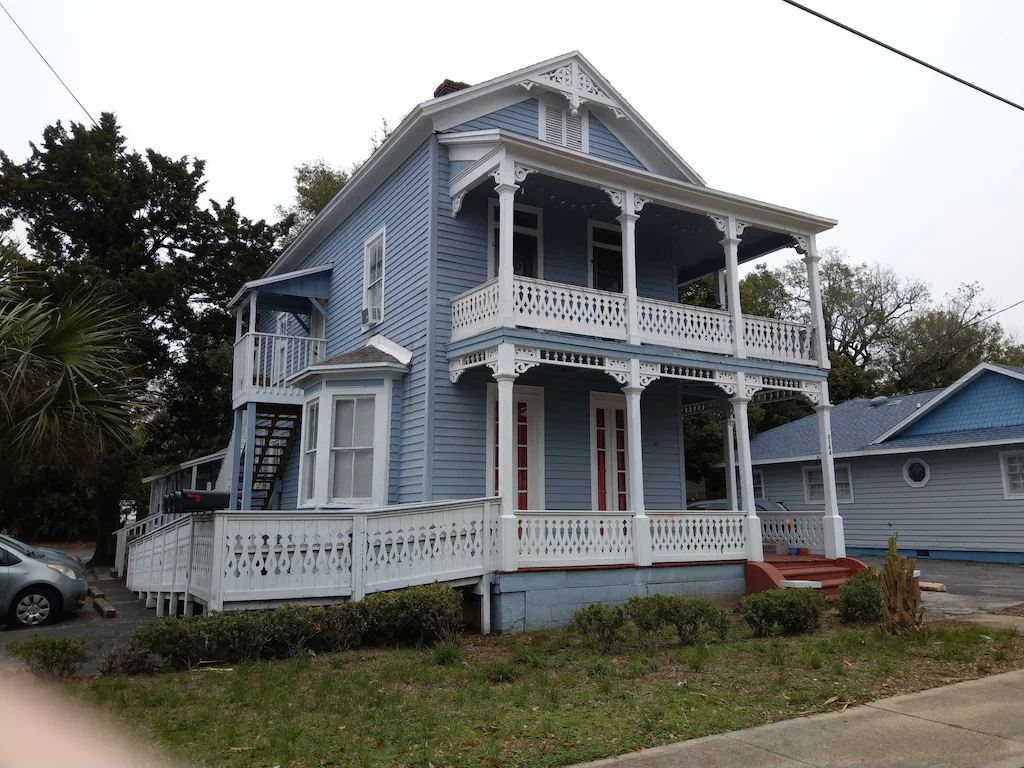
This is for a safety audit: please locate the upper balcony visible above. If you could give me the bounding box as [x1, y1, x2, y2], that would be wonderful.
[232, 332, 326, 408]
[441, 134, 835, 371]
[451, 276, 817, 366]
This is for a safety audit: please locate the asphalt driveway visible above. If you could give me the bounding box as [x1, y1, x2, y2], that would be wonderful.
[858, 555, 1024, 618]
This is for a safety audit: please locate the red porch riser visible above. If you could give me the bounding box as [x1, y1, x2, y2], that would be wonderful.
[745, 556, 870, 597]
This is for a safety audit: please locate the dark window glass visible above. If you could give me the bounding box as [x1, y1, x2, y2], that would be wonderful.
[907, 462, 927, 483]
[592, 245, 623, 292]
[493, 230, 538, 278]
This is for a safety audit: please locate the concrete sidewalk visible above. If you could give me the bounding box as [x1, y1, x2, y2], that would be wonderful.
[576, 670, 1024, 768]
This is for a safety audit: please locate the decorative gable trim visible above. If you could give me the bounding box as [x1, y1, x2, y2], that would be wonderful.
[520, 60, 622, 118]
[872, 363, 1024, 444]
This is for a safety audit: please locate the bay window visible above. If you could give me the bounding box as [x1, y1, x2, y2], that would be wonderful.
[330, 397, 376, 502]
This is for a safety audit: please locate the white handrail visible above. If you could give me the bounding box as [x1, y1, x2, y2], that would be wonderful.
[232, 332, 326, 402]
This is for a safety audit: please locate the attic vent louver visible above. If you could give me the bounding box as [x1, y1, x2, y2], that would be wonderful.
[541, 103, 585, 151]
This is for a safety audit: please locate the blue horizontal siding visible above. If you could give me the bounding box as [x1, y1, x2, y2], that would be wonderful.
[296, 139, 433, 503]
[589, 114, 645, 169]
[447, 98, 539, 136]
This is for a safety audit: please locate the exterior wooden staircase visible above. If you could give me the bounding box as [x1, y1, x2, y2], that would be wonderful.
[745, 556, 869, 597]
[237, 404, 302, 510]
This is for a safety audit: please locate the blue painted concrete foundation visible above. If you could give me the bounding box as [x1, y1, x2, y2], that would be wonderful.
[491, 563, 745, 634]
[848, 548, 1024, 565]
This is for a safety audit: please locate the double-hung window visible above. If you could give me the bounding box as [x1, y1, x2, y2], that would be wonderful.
[301, 400, 319, 503]
[1001, 451, 1024, 499]
[589, 221, 623, 293]
[488, 201, 542, 280]
[752, 470, 765, 500]
[363, 228, 385, 327]
[330, 397, 376, 502]
[804, 464, 853, 504]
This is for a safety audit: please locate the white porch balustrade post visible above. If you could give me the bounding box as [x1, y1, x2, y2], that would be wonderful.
[721, 405, 738, 511]
[248, 292, 258, 334]
[493, 343, 520, 572]
[718, 216, 746, 359]
[227, 407, 243, 510]
[617, 191, 642, 345]
[350, 512, 366, 601]
[240, 402, 257, 510]
[814, 383, 846, 559]
[624, 358, 653, 566]
[798, 234, 831, 370]
[209, 511, 226, 613]
[730, 377, 763, 562]
[495, 159, 520, 328]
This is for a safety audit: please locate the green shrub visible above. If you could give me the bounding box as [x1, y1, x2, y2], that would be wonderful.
[360, 583, 463, 646]
[317, 603, 362, 652]
[839, 570, 882, 624]
[624, 594, 673, 647]
[739, 589, 824, 637]
[7, 637, 93, 679]
[133, 616, 215, 669]
[101, 638, 151, 676]
[432, 641, 462, 666]
[569, 602, 626, 654]
[665, 597, 730, 646]
[688, 643, 710, 671]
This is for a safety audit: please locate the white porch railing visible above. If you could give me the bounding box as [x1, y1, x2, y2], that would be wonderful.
[124, 498, 495, 612]
[114, 512, 184, 578]
[636, 297, 733, 353]
[450, 277, 817, 366]
[760, 511, 826, 556]
[649, 512, 747, 563]
[517, 512, 635, 567]
[232, 332, 326, 406]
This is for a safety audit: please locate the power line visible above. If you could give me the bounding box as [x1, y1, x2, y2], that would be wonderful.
[0, 1, 100, 128]
[779, 0, 1024, 114]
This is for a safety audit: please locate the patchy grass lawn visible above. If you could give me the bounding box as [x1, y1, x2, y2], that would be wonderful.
[76, 617, 1021, 768]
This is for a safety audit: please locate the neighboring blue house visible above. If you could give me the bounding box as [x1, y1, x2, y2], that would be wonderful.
[749, 363, 1024, 564]
[131, 53, 850, 629]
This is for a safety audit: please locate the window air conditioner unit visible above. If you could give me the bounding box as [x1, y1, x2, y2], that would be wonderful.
[362, 307, 382, 325]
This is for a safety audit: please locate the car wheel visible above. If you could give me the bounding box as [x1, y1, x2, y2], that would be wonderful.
[10, 587, 61, 628]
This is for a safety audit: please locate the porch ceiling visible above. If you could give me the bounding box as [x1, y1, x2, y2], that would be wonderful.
[227, 263, 332, 312]
[508, 174, 798, 286]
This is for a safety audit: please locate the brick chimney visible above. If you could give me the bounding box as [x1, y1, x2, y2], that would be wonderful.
[433, 79, 471, 98]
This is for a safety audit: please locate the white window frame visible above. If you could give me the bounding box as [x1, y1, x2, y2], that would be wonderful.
[1000, 450, 1024, 500]
[538, 97, 589, 152]
[362, 227, 386, 328]
[297, 382, 392, 508]
[587, 220, 623, 291]
[485, 384, 545, 510]
[902, 457, 931, 488]
[590, 392, 629, 512]
[486, 199, 543, 281]
[752, 469, 765, 500]
[299, 397, 320, 504]
[803, 463, 854, 504]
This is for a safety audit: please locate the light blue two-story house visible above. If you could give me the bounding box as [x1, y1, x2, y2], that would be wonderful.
[127, 53, 852, 631]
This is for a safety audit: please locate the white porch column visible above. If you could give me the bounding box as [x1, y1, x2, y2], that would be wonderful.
[492, 343, 520, 572]
[248, 292, 258, 334]
[617, 191, 642, 345]
[495, 159, 520, 328]
[240, 402, 257, 510]
[624, 358, 653, 566]
[798, 234, 830, 369]
[717, 216, 746, 359]
[234, 308, 244, 342]
[721, 406, 737, 511]
[227, 407, 243, 510]
[729, 377, 763, 562]
[814, 382, 846, 558]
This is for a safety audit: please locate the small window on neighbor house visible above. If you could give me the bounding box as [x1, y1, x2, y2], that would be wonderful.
[302, 400, 319, 503]
[330, 397, 376, 502]
[363, 229, 385, 326]
[904, 458, 930, 487]
[1002, 451, 1024, 499]
[804, 465, 853, 504]
[752, 470, 765, 500]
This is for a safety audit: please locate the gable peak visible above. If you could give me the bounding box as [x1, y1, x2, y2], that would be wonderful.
[519, 58, 625, 120]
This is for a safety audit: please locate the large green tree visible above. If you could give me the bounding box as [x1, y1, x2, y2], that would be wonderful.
[0, 114, 288, 561]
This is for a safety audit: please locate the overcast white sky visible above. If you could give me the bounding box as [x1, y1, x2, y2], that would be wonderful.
[2, 0, 1022, 331]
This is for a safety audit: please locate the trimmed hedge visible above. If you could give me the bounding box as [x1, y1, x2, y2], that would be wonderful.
[569, 602, 626, 654]
[132, 583, 461, 670]
[739, 589, 824, 637]
[839, 569, 883, 624]
[6, 637, 93, 679]
[622, 594, 729, 647]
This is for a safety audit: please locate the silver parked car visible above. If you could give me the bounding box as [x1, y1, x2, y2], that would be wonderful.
[0, 534, 88, 580]
[687, 499, 790, 512]
[0, 540, 88, 627]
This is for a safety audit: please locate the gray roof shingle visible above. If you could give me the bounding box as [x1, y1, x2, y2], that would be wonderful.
[311, 347, 403, 367]
[748, 390, 943, 460]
